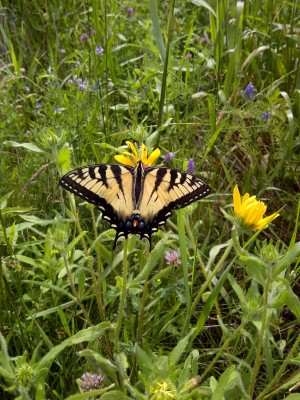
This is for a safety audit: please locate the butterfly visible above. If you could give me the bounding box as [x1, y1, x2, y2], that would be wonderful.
[59, 159, 210, 249]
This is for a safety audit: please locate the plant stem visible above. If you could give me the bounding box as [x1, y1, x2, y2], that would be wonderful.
[115, 238, 128, 354]
[249, 259, 271, 397]
[177, 211, 191, 336]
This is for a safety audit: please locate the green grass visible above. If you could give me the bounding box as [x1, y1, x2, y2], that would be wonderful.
[0, 0, 300, 399]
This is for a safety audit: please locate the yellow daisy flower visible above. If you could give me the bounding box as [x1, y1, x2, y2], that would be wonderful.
[114, 141, 160, 167]
[233, 185, 279, 230]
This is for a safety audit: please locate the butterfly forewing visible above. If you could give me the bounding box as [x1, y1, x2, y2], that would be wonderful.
[59, 164, 135, 224]
[139, 167, 210, 232]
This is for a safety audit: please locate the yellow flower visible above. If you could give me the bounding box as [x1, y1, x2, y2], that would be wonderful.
[114, 141, 160, 167]
[233, 185, 279, 230]
[149, 381, 178, 400]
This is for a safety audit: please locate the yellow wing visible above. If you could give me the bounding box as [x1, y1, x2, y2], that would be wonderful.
[60, 163, 210, 249]
[59, 163, 134, 229]
[138, 166, 210, 228]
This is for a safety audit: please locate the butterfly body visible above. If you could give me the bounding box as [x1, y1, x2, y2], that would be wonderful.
[60, 161, 210, 248]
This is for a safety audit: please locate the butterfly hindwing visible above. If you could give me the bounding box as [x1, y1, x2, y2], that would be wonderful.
[59, 164, 135, 239]
[138, 166, 210, 234]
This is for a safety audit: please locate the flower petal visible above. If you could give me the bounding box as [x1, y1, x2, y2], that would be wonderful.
[141, 144, 148, 164]
[233, 185, 241, 215]
[125, 141, 139, 162]
[145, 148, 161, 166]
[114, 154, 136, 167]
[255, 212, 280, 230]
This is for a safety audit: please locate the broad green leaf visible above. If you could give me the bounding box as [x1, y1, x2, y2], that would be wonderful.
[136, 346, 154, 375]
[1, 207, 34, 216]
[15, 254, 41, 268]
[3, 141, 45, 153]
[0, 191, 14, 209]
[26, 300, 75, 320]
[57, 146, 71, 173]
[100, 391, 132, 400]
[35, 323, 111, 373]
[286, 288, 300, 320]
[211, 366, 236, 400]
[272, 242, 300, 278]
[0, 333, 14, 378]
[240, 254, 266, 286]
[66, 385, 114, 400]
[169, 330, 194, 367]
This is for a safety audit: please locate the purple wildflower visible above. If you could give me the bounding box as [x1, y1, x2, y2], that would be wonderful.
[36, 103, 42, 110]
[80, 33, 89, 42]
[9, 14, 16, 23]
[79, 83, 87, 91]
[185, 52, 193, 60]
[23, 86, 30, 92]
[243, 82, 255, 100]
[95, 45, 104, 55]
[201, 36, 208, 44]
[80, 372, 105, 392]
[124, 7, 134, 14]
[74, 78, 83, 85]
[187, 158, 195, 174]
[54, 105, 61, 114]
[261, 110, 270, 122]
[164, 152, 174, 162]
[165, 250, 181, 266]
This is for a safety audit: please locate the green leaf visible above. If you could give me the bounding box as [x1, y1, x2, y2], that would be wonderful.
[286, 287, 300, 320]
[211, 365, 236, 400]
[3, 141, 45, 153]
[35, 323, 111, 374]
[15, 254, 41, 268]
[190, 0, 217, 18]
[136, 346, 154, 375]
[240, 254, 266, 286]
[66, 385, 115, 400]
[57, 146, 71, 173]
[100, 391, 132, 400]
[148, 0, 166, 61]
[272, 242, 300, 278]
[58, 307, 71, 336]
[169, 330, 194, 367]
[0, 332, 14, 379]
[0, 191, 14, 209]
[67, 231, 88, 253]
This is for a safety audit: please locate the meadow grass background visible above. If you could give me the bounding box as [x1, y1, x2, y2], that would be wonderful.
[0, 0, 300, 399]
